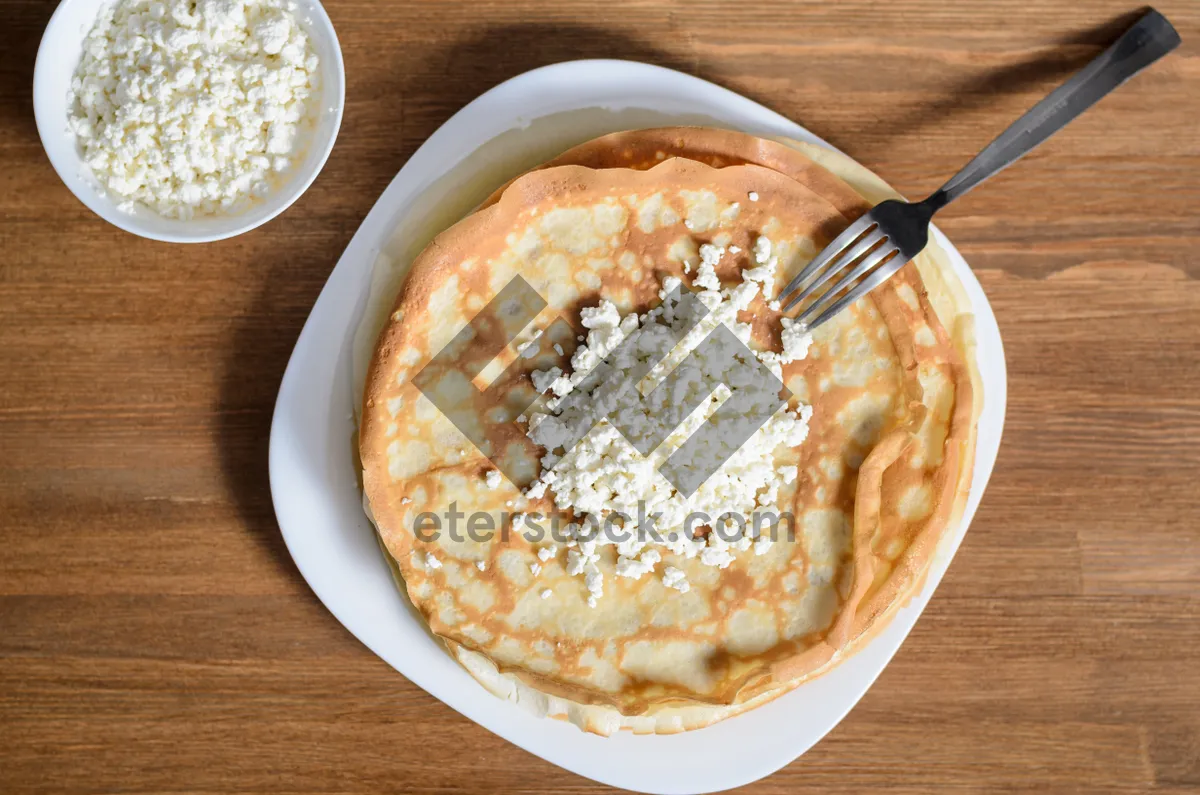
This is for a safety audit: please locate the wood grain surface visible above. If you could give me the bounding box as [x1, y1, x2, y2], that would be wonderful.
[2, 0, 1199, 792]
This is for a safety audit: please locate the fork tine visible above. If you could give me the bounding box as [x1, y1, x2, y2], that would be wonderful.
[775, 216, 878, 309]
[798, 249, 908, 331]
[781, 229, 888, 313]
[799, 240, 899, 320]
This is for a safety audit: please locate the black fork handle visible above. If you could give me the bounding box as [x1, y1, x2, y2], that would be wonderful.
[924, 8, 1180, 212]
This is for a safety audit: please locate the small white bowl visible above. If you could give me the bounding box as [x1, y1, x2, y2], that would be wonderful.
[33, 0, 345, 243]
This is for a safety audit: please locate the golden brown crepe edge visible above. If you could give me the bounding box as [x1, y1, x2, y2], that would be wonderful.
[479, 126, 868, 221]
[777, 139, 981, 650]
[359, 133, 983, 733]
[360, 157, 908, 713]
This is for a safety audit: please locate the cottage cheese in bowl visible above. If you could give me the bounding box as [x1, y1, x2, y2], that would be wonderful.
[34, 0, 344, 241]
[69, 0, 321, 219]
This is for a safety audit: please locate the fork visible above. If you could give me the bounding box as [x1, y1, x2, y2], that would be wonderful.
[777, 8, 1181, 331]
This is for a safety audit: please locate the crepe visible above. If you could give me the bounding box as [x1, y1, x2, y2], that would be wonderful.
[359, 128, 979, 734]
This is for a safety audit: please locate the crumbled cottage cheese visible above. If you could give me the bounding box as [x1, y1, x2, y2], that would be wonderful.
[67, 0, 321, 219]
[662, 566, 690, 593]
[523, 237, 814, 604]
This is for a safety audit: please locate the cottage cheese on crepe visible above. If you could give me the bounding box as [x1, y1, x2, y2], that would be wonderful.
[522, 240, 813, 603]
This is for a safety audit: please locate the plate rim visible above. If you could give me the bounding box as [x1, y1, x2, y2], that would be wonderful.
[269, 58, 1007, 794]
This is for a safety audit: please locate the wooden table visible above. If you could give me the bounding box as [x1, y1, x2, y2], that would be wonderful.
[3, 1, 1198, 792]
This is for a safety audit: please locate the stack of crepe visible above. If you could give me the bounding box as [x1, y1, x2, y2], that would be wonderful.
[357, 128, 981, 734]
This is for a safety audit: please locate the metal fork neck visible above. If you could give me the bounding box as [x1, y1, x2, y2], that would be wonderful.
[919, 190, 950, 215]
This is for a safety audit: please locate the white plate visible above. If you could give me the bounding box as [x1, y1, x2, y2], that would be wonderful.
[34, 0, 345, 243]
[269, 59, 1007, 794]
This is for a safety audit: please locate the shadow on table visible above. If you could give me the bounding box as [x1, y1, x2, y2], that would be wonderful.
[1, 2, 56, 147]
[854, 7, 1152, 189]
[390, 23, 699, 151]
